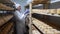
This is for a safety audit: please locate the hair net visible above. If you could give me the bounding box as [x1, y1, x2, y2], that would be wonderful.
[15, 4, 21, 8]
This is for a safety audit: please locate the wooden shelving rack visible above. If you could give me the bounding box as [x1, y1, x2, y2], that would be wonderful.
[25, 0, 60, 34]
[0, 0, 15, 34]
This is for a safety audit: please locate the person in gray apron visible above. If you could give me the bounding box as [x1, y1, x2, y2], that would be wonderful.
[14, 4, 26, 34]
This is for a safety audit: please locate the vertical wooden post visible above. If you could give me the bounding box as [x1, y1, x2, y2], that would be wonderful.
[29, 3, 32, 34]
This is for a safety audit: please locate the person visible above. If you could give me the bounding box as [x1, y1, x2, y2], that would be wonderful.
[14, 4, 26, 34]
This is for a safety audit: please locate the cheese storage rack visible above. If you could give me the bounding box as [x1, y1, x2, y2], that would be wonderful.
[25, 0, 60, 34]
[0, 0, 15, 34]
[25, 0, 50, 34]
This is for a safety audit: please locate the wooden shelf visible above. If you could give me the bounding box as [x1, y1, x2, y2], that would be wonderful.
[32, 18, 60, 34]
[0, 3, 14, 11]
[25, 0, 49, 8]
[0, 15, 13, 27]
[0, 0, 14, 4]
[32, 13, 60, 29]
[0, 0, 15, 33]
[32, 0, 49, 5]
[0, 22, 13, 34]
[32, 9, 60, 17]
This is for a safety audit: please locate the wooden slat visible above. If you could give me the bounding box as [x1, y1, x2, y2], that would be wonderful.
[0, 3, 14, 11]
[0, 22, 13, 34]
[0, 15, 13, 27]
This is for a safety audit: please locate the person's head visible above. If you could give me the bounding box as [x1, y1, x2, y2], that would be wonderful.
[17, 6, 21, 11]
[15, 4, 21, 11]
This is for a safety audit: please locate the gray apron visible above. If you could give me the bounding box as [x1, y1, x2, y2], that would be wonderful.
[14, 11, 26, 34]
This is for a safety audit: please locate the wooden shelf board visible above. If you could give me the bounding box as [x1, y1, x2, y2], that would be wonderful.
[0, 3, 14, 11]
[0, 15, 13, 27]
[0, 22, 13, 34]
